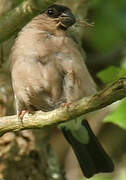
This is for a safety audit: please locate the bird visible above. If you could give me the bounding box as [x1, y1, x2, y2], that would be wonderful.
[10, 4, 114, 178]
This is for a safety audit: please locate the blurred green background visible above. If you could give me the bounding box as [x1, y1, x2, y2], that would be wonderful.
[80, 0, 126, 180]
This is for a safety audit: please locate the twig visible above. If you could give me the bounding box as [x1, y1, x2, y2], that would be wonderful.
[0, 78, 126, 136]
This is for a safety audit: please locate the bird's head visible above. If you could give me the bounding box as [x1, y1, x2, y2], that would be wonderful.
[43, 4, 76, 30]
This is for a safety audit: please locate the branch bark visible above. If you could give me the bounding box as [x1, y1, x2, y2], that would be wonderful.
[0, 0, 57, 43]
[0, 78, 126, 136]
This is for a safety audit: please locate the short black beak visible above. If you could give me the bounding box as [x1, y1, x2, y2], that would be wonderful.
[60, 10, 76, 29]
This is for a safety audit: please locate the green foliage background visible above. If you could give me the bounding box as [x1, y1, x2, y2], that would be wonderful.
[81, 0, 126, 179]
[89, 0, 126, 52]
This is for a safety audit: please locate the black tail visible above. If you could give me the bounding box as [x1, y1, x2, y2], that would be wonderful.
[62, 120, 114, 178]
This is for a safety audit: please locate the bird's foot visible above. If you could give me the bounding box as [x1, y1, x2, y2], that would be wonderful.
[61, 102, 72, 108]
[18, 110, 34, 126]
[18, 110, 28, 120]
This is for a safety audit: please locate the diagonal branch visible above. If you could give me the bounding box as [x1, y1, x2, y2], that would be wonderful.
[0, 0, 57, 43]
[0, 78, 126, 136]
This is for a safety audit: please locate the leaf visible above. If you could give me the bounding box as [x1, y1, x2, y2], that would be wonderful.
[104, 98, 126, 130]
[97, 66, 126, 84]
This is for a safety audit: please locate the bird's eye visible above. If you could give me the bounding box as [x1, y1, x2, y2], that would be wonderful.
[47, 9, 54, 16]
